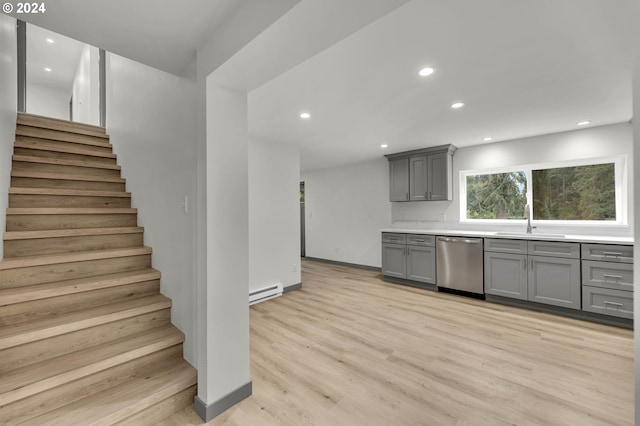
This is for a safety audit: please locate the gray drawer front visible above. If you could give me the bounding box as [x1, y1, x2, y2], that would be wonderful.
[484, 238, 527, 254]
[382, 233, 407, 244]
[581, 244, 633, 263]
[527, 241, 580, 259]
[582, 260, 634, 292]
[582, 286, 633, 319]
[407, 234, 435, 246]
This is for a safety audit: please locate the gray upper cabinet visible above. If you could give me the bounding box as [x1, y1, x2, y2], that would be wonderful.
[409, 156, 428, 201]
[385, 145, 456, 202]
[389, 158, 410, 202]
[427, 152, 449, 201]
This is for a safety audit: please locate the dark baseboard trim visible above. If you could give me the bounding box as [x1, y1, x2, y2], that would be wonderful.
[304, 256, 380, 272]
[194, 381, 252, 422]
[382, 276, 437, 292]
[486, 295, 633, 329]
[283, 283, 302, 293]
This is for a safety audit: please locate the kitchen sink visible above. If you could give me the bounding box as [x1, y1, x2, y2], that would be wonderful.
[493, 232, 566, 238]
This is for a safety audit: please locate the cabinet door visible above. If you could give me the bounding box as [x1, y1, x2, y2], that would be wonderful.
[407, 245, 436, 284]
[409, 155, 428, 201]
[484, 252, 528, 300]
[389, 158, 410, 201]
[382, 243, 406, 278]
[528, 256, 581, 309]
[427, 152, 450, 201]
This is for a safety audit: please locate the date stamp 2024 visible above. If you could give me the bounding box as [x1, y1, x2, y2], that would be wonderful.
[3, 2, 46, 14]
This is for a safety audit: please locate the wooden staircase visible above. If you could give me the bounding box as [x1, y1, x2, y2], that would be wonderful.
[0, 113, 197, 425]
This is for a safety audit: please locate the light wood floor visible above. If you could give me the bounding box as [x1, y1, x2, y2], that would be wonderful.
[162, 259, 634, 426]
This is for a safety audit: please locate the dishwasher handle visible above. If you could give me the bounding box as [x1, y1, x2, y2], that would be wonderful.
[437, 236, 481, 244]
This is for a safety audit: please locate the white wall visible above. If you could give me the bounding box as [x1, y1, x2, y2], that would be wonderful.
[72, 45, 99, 126]
[0, 14, 17, 260]
[199, 81, 250, 407]
[26, 82, 70, 120]
[106, 53, 198, 364]
[302, 157, 392, 267]
[249, 139, 301, 291]
[393, 123, 634, 237]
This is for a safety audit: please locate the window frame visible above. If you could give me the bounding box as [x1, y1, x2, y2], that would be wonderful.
[459, 156, 626, 226]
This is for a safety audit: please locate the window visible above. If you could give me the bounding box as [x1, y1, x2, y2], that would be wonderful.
[461, 157, 624, 224]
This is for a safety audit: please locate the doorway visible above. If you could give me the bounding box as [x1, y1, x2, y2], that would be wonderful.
[300, 181, 305, 257]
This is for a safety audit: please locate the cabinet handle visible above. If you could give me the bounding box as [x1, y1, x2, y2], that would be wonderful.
[405, 193, 409, 201]
[414, 239, 426, 242]
[530, 258, 533, 270]
[603, 300, 623, 308]
[428, 191, 432, 200]
[522, 258, 526, 270]
[602, 251, 623, 257]
[602, 274, 623, 281]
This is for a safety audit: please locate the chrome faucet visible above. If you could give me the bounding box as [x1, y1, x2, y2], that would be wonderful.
[524, 204, 536, 234]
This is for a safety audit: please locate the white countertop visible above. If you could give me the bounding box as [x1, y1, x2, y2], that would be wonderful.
[381, 228, 634, 245]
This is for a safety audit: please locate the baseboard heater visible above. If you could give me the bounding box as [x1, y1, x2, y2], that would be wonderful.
[249, 283, 283, 305]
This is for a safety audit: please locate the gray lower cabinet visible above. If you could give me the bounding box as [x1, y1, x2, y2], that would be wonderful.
[528, 255, 581, 309]
[484, 252, 528, 300]
[407, 245, 436, 283]
[382, 233, 435, 284]
[381, 242, 406, 278]
[581, 243, 633, 319]
[484, 239, 581, 310]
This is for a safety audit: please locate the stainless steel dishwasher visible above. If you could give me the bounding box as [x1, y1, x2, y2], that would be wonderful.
[436, 236, 484, 295]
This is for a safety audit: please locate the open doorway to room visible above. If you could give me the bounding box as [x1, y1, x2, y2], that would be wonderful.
[25, 23, 101, 125]
[300, 181, 305, 257]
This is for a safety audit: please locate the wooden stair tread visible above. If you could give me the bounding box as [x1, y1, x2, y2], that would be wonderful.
[16, 123, 110, 142]
[17, 112, 107, 138]
[11, 170, 125, 183]
[7, 207, 137, 215]
[14, 140, 117, 159]
[0, 294, 171, 350]
[4, 227, 143, 241]
[9, 187, 131, 198]
[12, 155, 120, 170]
[21, 359, 197, 426]
[0, 268, 160, 306]
[0, 325, 183, 407]
[0, 246, 152, 270]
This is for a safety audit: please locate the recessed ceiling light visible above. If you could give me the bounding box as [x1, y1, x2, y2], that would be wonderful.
[44, 67, 52, 72]
[483, 137, 493, 141]
[299, 112, 311, 119]
[577, 120, 591, 126]
[418, 67, 435, 77]
[46, 38, 54, 44]
[451, 102, 465, 109]
[380, 144, 388, 148]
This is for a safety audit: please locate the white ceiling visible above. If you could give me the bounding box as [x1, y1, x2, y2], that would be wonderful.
[6, 0, 244, 76]
[248, 0, 632, 172]
[5, 0, 633, 174]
